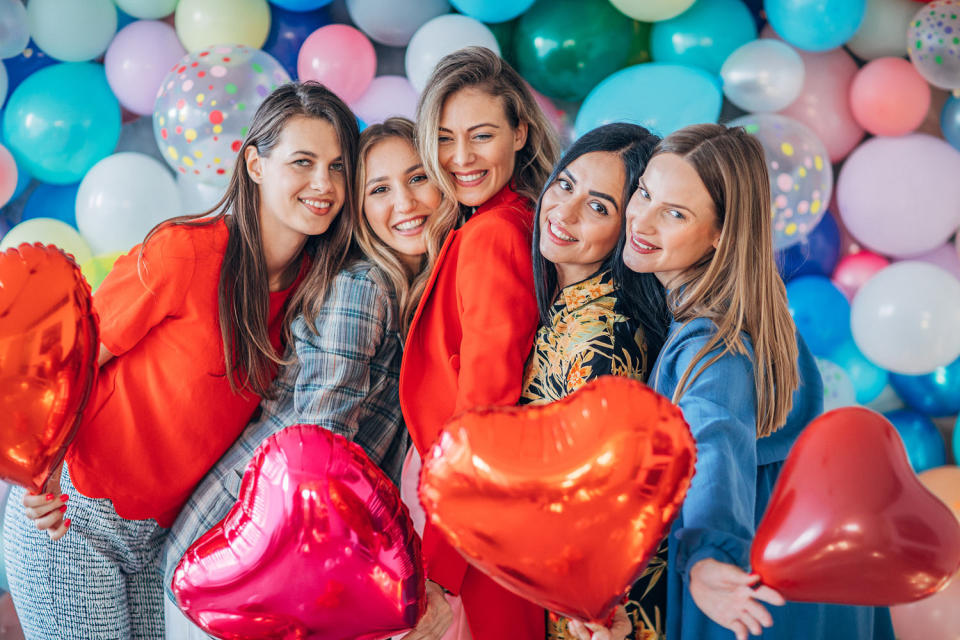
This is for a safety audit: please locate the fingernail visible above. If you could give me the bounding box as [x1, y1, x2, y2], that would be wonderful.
[45, 493, 54, 501]
[64, 519, 71, 528]
[60, 494, 69, 502]
[59, 505, 67, 513]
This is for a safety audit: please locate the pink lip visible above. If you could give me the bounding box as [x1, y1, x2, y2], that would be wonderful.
[392, 216, 428, 237]
[300, 198, 333, 217]
[546, 220, 577, 246]
[630, 234, 660, 254]
[452, 170, 488, 188]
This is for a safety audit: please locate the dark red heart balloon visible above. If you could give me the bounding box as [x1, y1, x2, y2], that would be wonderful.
[0, 244, 98, 492]
[172, 424, 425, 640]
[420, 376, 696, 622]
[751, 407, 960, 605]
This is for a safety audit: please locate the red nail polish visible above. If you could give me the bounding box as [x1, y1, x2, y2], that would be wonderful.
[59, 505, 67, 513]
[60, 494, 69, 502]
[64, 519, 71, 528]
[45, 493, 54, 501]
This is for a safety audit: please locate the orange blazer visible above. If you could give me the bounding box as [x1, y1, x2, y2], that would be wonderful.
[400, 184, 544, 639]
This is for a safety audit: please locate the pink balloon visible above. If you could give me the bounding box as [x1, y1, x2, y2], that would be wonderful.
[850, 58, 931, 137]
[528, 83, 569, 140]
[832, 250, 889, 299]
[0, 144, 17, 209]
[837, 134, 960, 257]
[890, 573, 960, 640]
[763, 25, 864, 162]
[105, 20, 186, 116]
[350, 75, 419, 126]
[172, 424, 425, 640]
[298, 24, 376, 103]
[899, 243, 960, 282]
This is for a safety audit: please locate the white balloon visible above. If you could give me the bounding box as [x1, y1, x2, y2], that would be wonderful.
[608, 0, 696, 22]
[851, 262, 960, 375]
[847, 0, 918, 60]
[346, 0, 449, 47]
[0, 218, 93, 266]
[76, 152, 181, 254]
[177, 174, 224, 216]
[0, 0, 29, 59]
[404, 15, 500, 93]
[27, 0, 117, 62]
[721, 39, 805, 113]
[115, 0, 179, 20]
[816, 357, 858, 412]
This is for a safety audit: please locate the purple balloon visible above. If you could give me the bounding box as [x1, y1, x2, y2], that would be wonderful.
[350, 75, 419, 126]
[899, 243, 960, 283]
[105, 20, 186, 116]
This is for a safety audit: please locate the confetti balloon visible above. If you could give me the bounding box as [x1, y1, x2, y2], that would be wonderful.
[907, 0, 960, 88]
[729, 113, 833, 250]
[153, 45, 290, 186]
[816, 358, 857, 412]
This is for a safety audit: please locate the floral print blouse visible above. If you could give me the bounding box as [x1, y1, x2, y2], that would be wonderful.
[519, 269, 667, 640]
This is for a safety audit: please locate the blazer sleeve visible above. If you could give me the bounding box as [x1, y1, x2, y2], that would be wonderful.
[453, 213, 539, 414]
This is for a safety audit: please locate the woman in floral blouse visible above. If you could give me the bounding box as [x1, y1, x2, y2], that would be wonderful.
[520, 123, 670, 640]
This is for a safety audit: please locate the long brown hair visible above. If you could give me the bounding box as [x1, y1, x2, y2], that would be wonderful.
[414, 46, 560, 272]
[353, 117, 438, 337]
[140, 82, 360, 397]
[659, 124, 799, 438]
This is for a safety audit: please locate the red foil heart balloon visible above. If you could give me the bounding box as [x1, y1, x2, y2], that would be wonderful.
[419, 376, 696, 622]
[172, 425, 425, 640]
[0, 244, 98, 492]
[751, 407, 960, 605]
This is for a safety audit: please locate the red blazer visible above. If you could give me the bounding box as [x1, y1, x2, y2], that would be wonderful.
[400, 184, 544, 639]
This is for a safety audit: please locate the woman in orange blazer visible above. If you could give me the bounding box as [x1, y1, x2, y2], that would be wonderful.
[399, 47, 560, 640]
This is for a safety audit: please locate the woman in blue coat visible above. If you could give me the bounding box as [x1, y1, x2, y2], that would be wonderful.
[586, 123, 894, 640]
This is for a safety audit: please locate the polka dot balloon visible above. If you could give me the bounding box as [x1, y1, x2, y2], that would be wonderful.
[908, 0, 960, 89]
[152, 44, 290, 186]
[729, 113, 833, 251]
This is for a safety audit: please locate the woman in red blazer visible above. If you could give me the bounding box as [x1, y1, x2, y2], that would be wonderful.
[399, 47, 560, 640]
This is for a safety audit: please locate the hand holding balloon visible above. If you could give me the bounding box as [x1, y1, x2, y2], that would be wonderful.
[566, 606, 631, 640]
[20, 464, 69, 541]
[400, 581, 453, 640]
[688, 559, 784, 640]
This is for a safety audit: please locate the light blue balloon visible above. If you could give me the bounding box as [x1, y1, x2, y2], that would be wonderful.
[828, 340, 888, 405]
[0, 61, 7, 109]
[450, 0, 535, 23]
[574, 63, 722, 138]
[884, 409, 947, 473]
[650, 0, 757, 75]
[764, 0, 866, 52]
[2, 63, 120, 185]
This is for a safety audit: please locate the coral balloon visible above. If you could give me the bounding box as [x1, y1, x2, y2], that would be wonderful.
[153, 45, 290, 186]
[297, 25, 376, 104]
[0, 245, 98, 492]
[918, 466, 960, 520]
[174, 0, 271, 52]
[420, 376, 696, 622]
[891, 573, 960, 640]
[838, 135, 960, 257]
[850, 58, 931, 136]
[908, 0, 960, 89]
[752, 407, 960, 605]
[172, 424, 424, 640]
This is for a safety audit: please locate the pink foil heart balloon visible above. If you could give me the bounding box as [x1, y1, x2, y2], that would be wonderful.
[172, 425, 425, 640]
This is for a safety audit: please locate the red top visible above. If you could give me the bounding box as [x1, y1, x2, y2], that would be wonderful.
[400, 184, 543, 639]
[66, 219, 300, 527]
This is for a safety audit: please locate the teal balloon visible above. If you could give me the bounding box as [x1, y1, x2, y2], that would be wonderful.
[953, 414, 959, 463]
[828, 339, 888, 405]
[451, 0, 535, 23]
[574, 63, 722, 138]
[2, 63, 120, 185]
[884, 409, 947, 473]
[514, 0, 639, 102]
[764, 0, 866, 52]
[650, 0, 757, 75]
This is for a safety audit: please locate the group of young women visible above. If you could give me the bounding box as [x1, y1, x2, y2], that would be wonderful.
[2, 47, 895, 640]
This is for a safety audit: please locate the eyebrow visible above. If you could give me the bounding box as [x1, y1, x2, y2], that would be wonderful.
[638, 179, 695, 214]
[563, 168, 620, 211]
[365, 164, 425, 187]
[438, 123, 501, 133]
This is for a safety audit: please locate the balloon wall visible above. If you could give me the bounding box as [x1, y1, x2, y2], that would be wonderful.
[0, 0, 956, 635]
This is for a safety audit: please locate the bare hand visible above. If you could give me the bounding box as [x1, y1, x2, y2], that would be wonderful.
[21, 465, 70, 541]
[567, 605, 631, 640]
[689, 558, 784, 640]
[401, 580, 453, 640]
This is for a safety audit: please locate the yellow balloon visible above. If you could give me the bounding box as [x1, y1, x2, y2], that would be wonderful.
[174, 0, 271, 52]
[80, 251, 125, 292]
[0, 218, 93, 266]
[608, 0, 695, 22]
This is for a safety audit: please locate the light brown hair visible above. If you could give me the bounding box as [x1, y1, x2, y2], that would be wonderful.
[141, 82, 360, 397]
[658, 123, 799, 438]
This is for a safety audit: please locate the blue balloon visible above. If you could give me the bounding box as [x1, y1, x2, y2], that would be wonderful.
[941, 95, 960, 153]
[2, 62, 120, 185]
[263, 4, 331, 78]
[267, 0, 332, 11]
[22, 182, 80, 228]
[786, 275, 850, 356]
[953, 414, 959, 463]
[650, 0, 757, 75]
[575, 63, 722, 138]
[884, 409, 947, 473]
[4, 40, 55, 97]
[451, 0, 536, 23]
[764, 0, 866, 52]
[889, 356, 960, 418]
[828, 340, 888, 404]
[777, 212, 841, 281]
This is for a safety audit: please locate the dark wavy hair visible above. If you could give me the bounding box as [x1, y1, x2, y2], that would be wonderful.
[531, 122, 670, 358]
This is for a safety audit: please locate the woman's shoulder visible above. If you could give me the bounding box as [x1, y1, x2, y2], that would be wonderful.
[293, 259, 396, 335]
[654, 317, 755, 390]
[147, 217, 228, 262]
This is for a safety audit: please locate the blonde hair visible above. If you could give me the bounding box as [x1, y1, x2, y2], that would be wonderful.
[414, 46, 560, 264]
[354, 118, 439, 337]
[659, 124, 799, 438]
